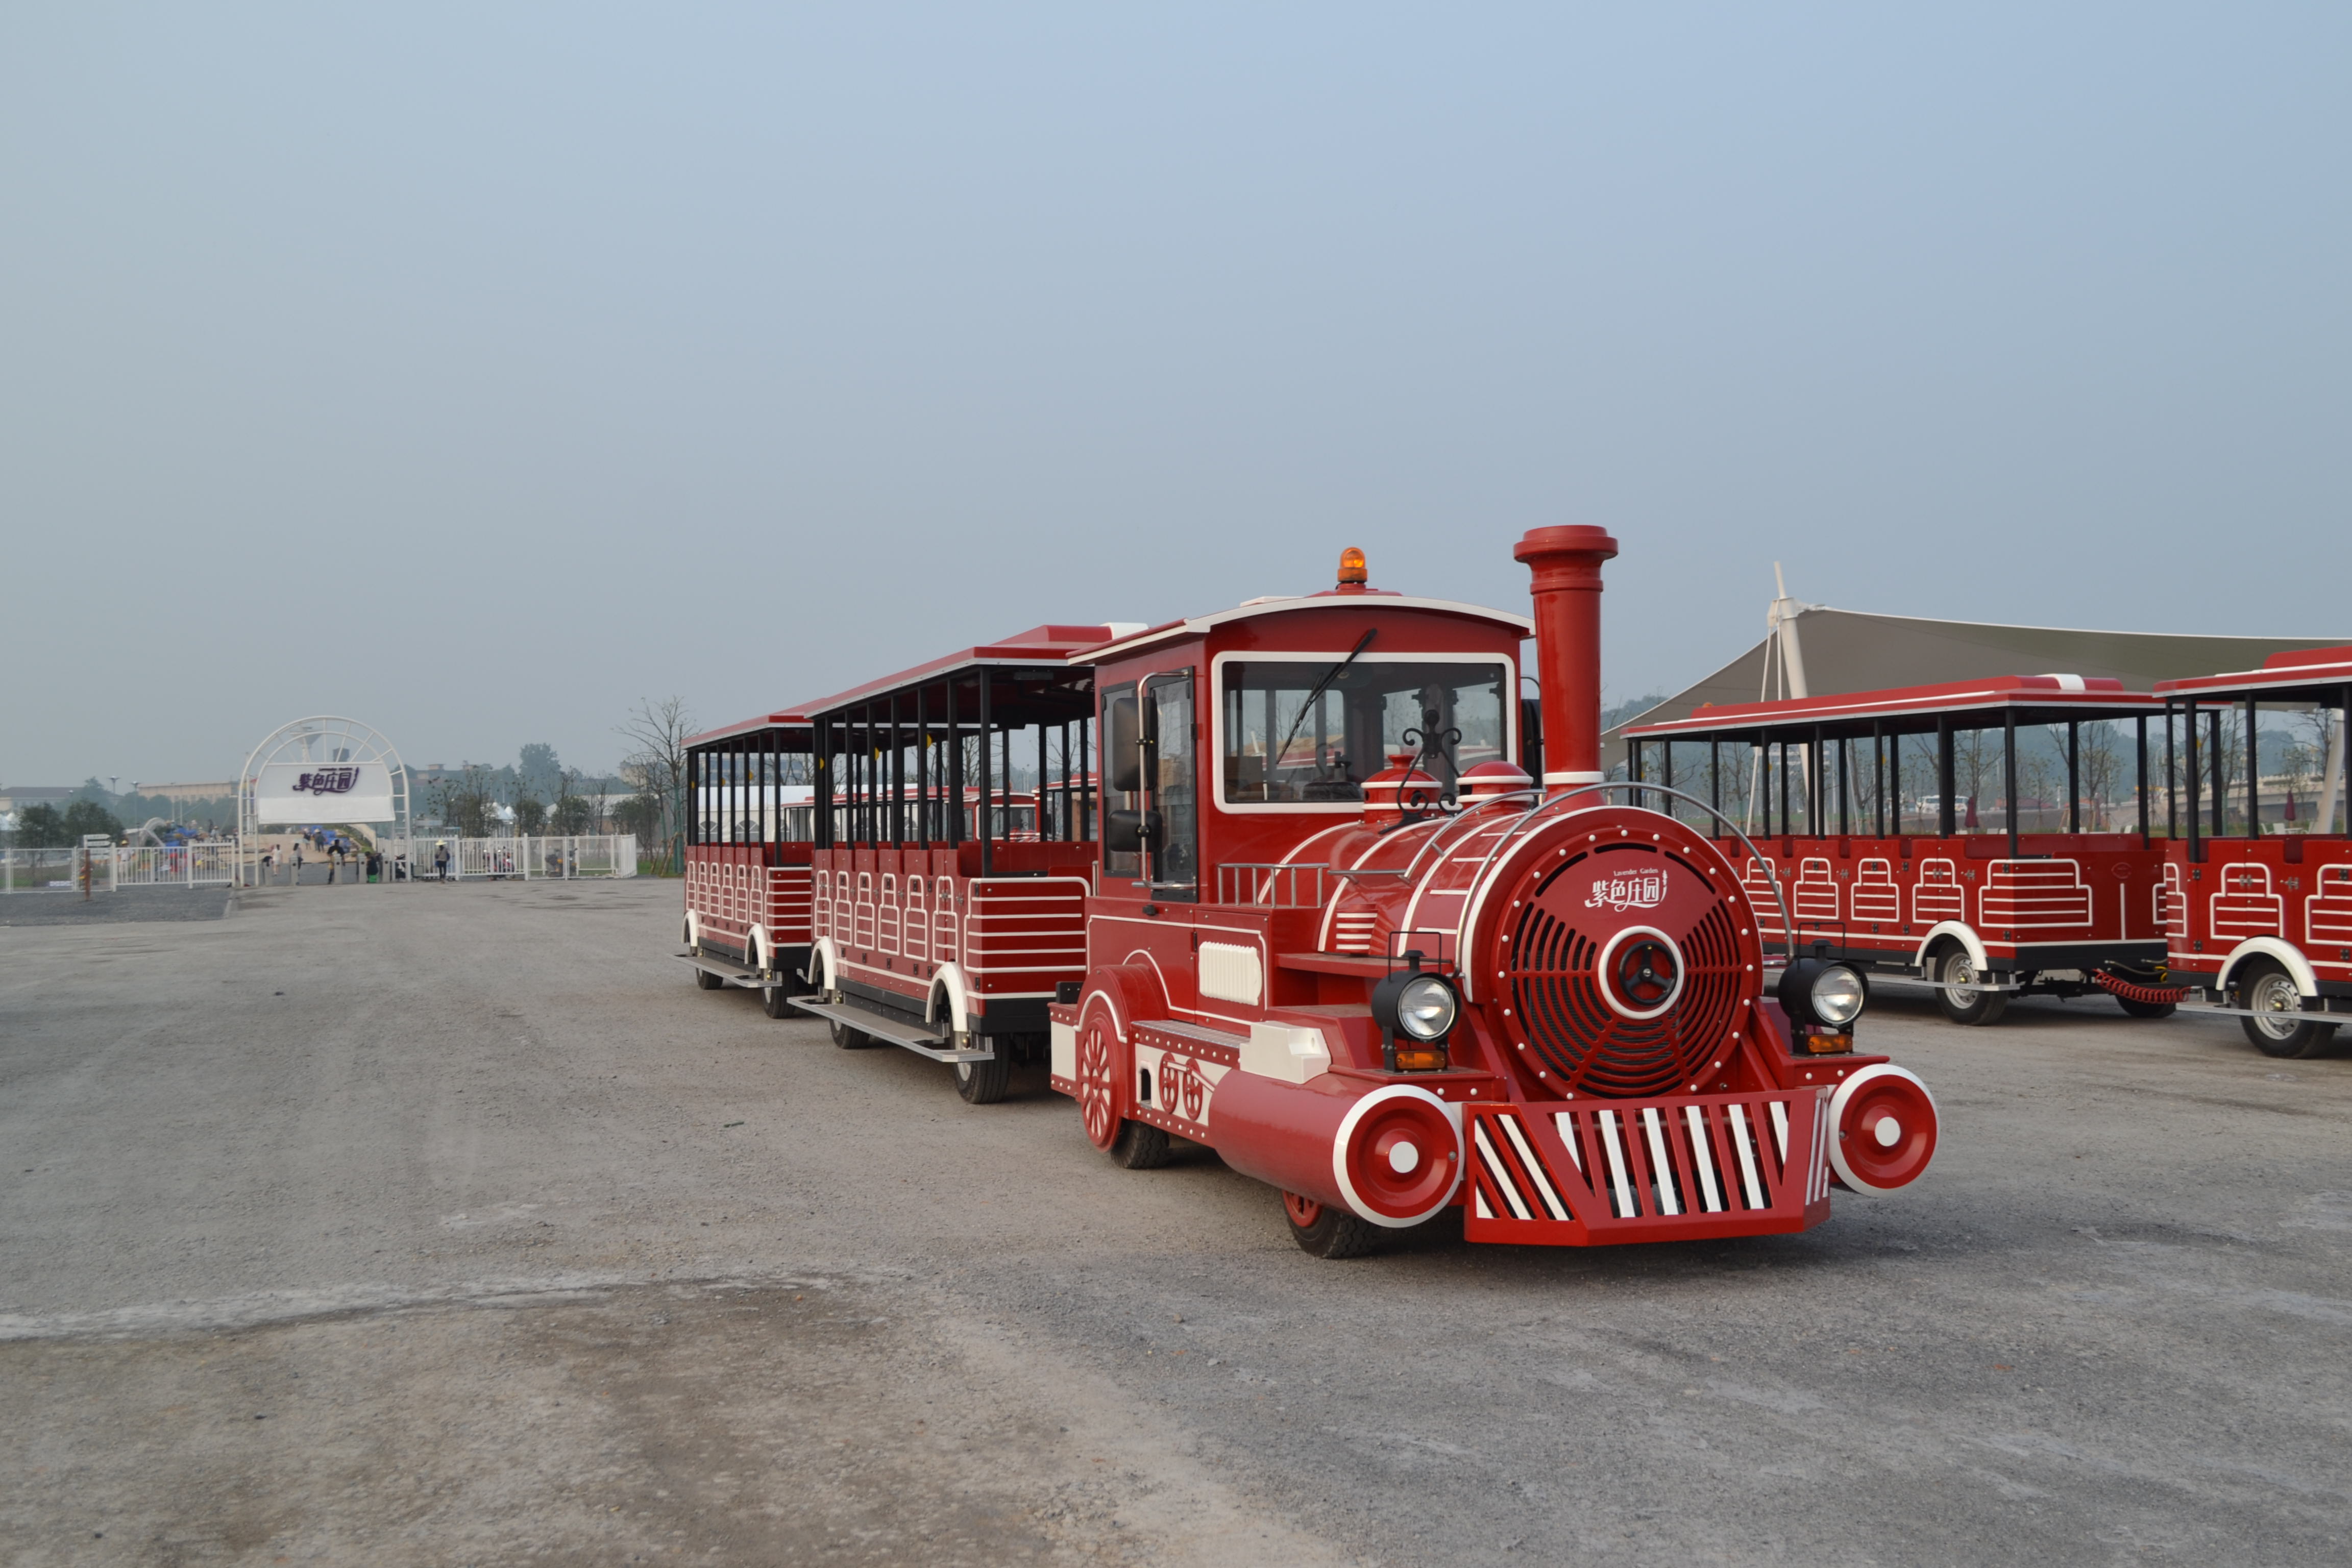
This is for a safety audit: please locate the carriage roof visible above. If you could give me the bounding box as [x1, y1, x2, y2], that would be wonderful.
[2153, 645, 2352, 706]
[1623, 673, 2161, 743]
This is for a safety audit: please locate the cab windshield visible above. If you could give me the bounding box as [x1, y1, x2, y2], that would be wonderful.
[1220, 657, 1510, 802]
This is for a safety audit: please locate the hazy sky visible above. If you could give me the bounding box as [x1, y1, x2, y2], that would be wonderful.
[5, 5, 2346, 785]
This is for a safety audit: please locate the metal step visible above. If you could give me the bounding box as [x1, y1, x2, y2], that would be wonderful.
[784, 995, 995, 1063]
[677, 950, 765, 988]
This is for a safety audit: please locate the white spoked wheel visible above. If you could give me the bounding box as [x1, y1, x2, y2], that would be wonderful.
[2238, 959, 2339, 1059]
[1937, 948, 2007, 1026]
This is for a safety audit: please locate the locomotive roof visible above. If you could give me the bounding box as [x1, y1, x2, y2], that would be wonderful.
[1623, 673, 2162, 742]
[2153, 644, 2352, 704]
[1077, 590, 1532, 663]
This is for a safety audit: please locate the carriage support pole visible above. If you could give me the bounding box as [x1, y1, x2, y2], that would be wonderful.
[2004, 708, 2020, 859]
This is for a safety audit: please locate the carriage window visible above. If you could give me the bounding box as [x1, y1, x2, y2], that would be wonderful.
[1220, 658, 1509, 802]
[1102, 687, 1143, 880]
[1147, 671, 1198, 898]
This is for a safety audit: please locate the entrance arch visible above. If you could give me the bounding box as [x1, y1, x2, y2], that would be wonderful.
[238, 717, 412, 874]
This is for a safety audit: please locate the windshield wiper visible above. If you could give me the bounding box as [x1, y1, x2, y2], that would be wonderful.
[1269, 628, 1377, 787]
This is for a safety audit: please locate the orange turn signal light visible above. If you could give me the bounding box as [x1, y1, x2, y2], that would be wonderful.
[1338, 546, 1368, 585]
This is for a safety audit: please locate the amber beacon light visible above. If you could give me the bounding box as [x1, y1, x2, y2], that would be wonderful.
[1336, 546, 1368, 586]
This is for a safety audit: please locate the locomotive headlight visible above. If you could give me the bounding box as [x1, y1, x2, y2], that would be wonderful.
[1395, 975, 1459, 1041]
[1809, 965, 1867, 1027]
[1778, 955, 1870, 1037]
[1371, 953, 1459, 1071]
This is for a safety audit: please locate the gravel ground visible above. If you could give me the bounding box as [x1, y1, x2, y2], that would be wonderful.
[3, 877, 2348, 1565]
[0, 886, 236, 925]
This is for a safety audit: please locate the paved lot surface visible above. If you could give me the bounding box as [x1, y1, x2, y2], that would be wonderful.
[3, 877, 2349, 1565]
[0, 886, 236, 925]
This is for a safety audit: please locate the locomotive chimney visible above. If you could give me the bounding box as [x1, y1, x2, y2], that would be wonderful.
[1513, 526, 1620, 791]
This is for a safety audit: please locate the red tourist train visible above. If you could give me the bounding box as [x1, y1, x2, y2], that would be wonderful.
[681, 532, 1942, 1256]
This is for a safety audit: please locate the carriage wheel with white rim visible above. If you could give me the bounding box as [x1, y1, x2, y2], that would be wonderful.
[2236, 958, 2340, 1059]
[1936, 947, 2007, 1026]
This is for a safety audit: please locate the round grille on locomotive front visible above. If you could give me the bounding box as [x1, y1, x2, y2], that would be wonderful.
[1491, 813, 1757, 1099]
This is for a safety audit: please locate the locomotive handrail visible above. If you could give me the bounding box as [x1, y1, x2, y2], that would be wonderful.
[1397, 788, 1544, 886]
[1215, 861, 1331, 908]
[1456, 781, 1799, 963]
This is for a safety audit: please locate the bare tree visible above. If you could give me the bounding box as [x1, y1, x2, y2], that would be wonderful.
[2078, 722, 2121, 832]
[1955, 729, 1996, 830]
[432, 765, 499, 839]
[2019, 746, 2057, 832]
[551, 765, 593, 835]
[617, 697, 695, 872]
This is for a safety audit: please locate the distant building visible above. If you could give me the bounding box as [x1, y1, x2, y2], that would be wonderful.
[129, 781, 236, 804]
[0, 786, 75, 814]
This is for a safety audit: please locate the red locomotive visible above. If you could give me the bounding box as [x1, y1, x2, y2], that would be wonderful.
[1622, 678, 2177, 1025]
[686, 532, 1941, 1256]
[2154, 648, 2352, 1057]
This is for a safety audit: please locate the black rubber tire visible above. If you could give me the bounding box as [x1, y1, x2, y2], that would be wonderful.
[1935, 947, 2008, 1026]
[1283, 1194, 1379, 1259]
[2115, 995, 2177, 1020]
[694, 964, 724, 992]
[761, 983, 793, 1019]
[954, 1047, 1013, 1105]
[2236, 958, 2340, 1059]
[829, 1017, 873, 1050]
[1108, 1120, 1171, 1169]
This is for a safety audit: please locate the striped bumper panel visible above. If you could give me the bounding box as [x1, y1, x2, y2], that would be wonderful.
[1465, 1092, 1831, 1245]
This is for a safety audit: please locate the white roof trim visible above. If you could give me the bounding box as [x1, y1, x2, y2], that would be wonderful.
[1628, 684, 2161, 736]
[1080, 595, 1532, 663]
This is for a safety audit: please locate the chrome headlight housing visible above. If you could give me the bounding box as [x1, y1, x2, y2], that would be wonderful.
[1394, 974, 1460, 1041]
[1371, 958, 1461, 1051]
[1779, 957, 1870, 1031]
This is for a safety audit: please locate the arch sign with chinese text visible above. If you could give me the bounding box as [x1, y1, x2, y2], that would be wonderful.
[239, 717, 411, 840]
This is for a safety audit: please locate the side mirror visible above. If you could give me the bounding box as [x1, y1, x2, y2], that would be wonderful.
[1105, 810, 1161, 853]
[1107, 694, 1142, 794]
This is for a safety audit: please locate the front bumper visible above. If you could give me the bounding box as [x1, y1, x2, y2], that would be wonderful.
[1463, 1090, 1833, 1245]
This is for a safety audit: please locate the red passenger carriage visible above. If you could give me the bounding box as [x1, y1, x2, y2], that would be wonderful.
[789, 624, 1122, 1102]
[679, 711, 820, 1018]
[1623, 678, 2175, 1025]
[2153, 648, 2352, 1057]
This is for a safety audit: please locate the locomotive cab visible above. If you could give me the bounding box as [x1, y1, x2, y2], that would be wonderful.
[1051, 531, 1941, 1256]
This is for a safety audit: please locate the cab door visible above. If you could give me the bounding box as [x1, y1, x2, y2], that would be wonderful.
[1144, 670, 1199, 900]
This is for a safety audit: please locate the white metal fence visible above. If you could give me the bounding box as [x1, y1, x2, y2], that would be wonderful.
[4, 834, 638, 890]
[389, 835, 639, 882]
[1, 846, 87, 892]
[2, 840, 241, 893]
